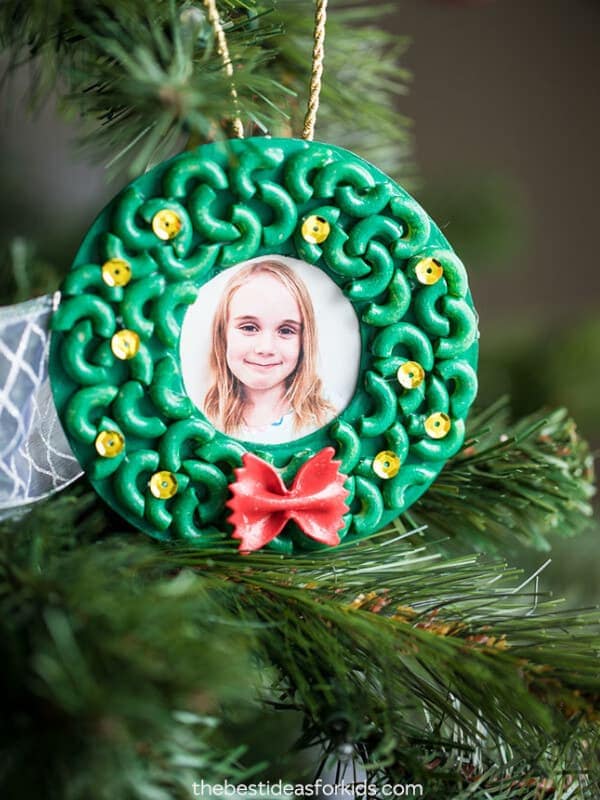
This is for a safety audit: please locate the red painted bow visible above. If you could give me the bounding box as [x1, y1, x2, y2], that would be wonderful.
[227, 447, 349, 553]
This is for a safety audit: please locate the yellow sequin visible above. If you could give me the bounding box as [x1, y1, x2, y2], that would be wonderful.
[425, 412, 451, 439]
[415, 257, 443, 285]
[397, 361, 425, 390]
[101, 258, 132, 287]
[95, 430, 125, 458]
[301, 215, 330, 244]
[111, 329, 140, 360]
[372, 450, 401, 479]
[152, 209, 182, 241]
[149, 471, 178, 499]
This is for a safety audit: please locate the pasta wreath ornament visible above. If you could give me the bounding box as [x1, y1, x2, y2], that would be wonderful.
[49, 137, 479, 553]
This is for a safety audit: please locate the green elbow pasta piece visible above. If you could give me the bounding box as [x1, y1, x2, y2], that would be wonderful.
[405, 413, 426, 438]
[154, 241, 220, 282]
[330, 419, 362, 473]
[354, 457, 376, 479]
[344, 476, 356, 507]
[383, 464, 436, 511]
[113, 381, 167, 439]
[385, 421, 410, 464]
[220, 206, 262, 267]
[141, 198, 193, 258]
[162, 154, 228, 198]
[389, 196, 432, 259]
[128, 341, 154, 386]
[294, 205, 341, 264]
[171, 491, 226, 542]
[230, 145, 285, 200]
[144, 474, 189, 532]
[259, 534, 294, 555]
[359, 371, 397, 438]
[145, 495, 173, 531]
[182, 459, 230, 524]
[92, 341, 116, 368]
[62, 264, 122, 303]
[338, 515, 353, 542]
[425, 376, 450, 415]
[88, 417, 126, 481]
[153, 282, 197, 348]
[413, 280, 451, 338]
[408, 247, 468, 298]
[362, 269, 411, 327]
[411, 418, 466, 461]
[150, 355, 193, 420]
[61, 321, 111, 386]
[314, 160, 374, 197]
[257, 180, 298, 248]
[336, 182, 392, 218]
[88, 453, 124, 483]
[322, 226, 371, 278]
[284, 145, 335, 202]
[170, 488, 201, 540]
[159, 418, 215, 472]
[114, 450, 159, 518]
[112, 188, 159, 251]
[352, 476, 384, 535]
[372, 323, 435, 374]
[196, 438, 246, 468]
[102, 233, 157, 280]
[398, 380, 426, 415]
[190, 185, 241, 243]
[347, 215, 404, 257]
[436, 359, 478, 419]
[65, 385, 119, 443]
[52, 295, 116, 338]
[435, 296, 479, 359]
[121, 274, 167, 339]
[279, 451, 313, 483]
[346, 240, 395, 302]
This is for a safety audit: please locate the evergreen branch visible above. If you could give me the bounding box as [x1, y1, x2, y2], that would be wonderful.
[1, 2, 290, 172]
[406, 399, 596, 554]
[2, 490, 598, 797]
[0, 500, 270, 798]
[64, 4, 289, 173]
[187, 536, 600, 795]
[0, 1, 412, 177]
[380, 747, 600, 800]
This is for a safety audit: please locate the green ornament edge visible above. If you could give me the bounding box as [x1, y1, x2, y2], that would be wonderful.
[49, 136, 479, 553]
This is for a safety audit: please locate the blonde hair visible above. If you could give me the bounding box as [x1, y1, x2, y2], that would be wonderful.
[204, 260, 335, 436]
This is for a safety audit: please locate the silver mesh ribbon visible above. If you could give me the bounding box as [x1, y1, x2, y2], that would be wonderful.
[0, 295, 83, 518]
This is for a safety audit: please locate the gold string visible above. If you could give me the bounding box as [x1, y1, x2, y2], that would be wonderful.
[302, 0, 328, 141]
[203, 0, 244, 139]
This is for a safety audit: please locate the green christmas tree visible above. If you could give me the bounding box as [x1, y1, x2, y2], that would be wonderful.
[0, 2, 598, 798]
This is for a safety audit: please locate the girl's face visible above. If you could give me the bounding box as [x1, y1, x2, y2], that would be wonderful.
[225, 273, 302, 392]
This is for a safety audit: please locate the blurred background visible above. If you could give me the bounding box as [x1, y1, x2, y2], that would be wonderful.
[395, 0, 600, 607]
[1, 0, 598, 603]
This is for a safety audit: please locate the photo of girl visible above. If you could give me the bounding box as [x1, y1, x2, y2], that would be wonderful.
[203, 260, 337, 443]
[180, 255, 361, 445]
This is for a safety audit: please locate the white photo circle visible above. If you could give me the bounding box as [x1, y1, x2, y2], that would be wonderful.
[180, 255, 362, 444]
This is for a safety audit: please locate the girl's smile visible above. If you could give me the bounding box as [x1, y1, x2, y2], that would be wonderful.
[226, 273, 302, 392]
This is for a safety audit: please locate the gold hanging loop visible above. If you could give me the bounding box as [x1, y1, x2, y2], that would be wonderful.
[302, 0, 328, 141]
[203, 0, 244, 138]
